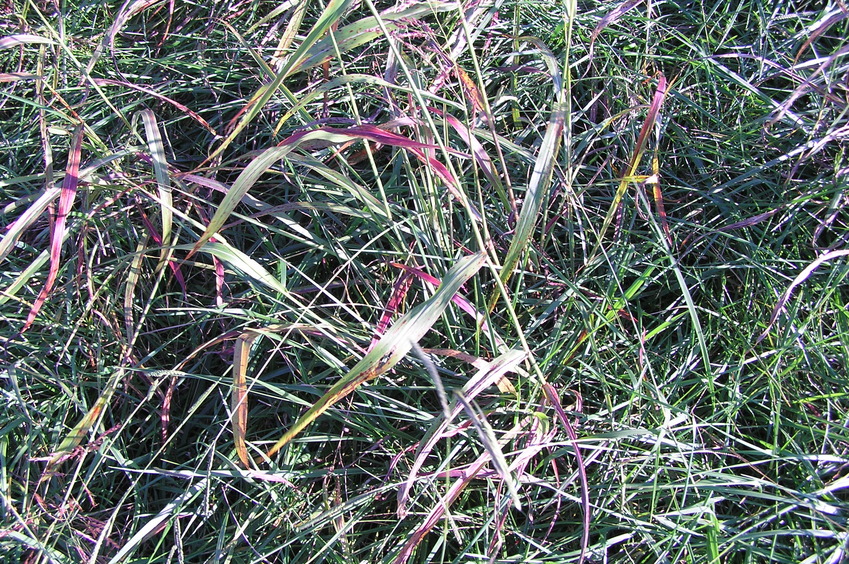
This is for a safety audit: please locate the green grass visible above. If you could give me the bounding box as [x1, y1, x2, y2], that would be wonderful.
[1, 0, 848, 562]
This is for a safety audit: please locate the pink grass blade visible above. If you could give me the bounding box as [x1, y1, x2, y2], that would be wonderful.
[205, 0, 354, 163]
[263, 252, 487, 460]
[191, 126, 470, 257]
[0, 34, 55, 49]
[369, 270, 414, 350]
[543, 384, 590, 564]
[430, 108, 509, 208]
[394, 415, 533, 564]
[23, 125, 83, 331]
[95, 80, 217, 135]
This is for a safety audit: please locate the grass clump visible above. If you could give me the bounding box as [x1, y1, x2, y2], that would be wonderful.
[1, 1, 847, 562]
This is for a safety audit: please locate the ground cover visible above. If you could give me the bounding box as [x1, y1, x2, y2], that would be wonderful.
[1, 0, 848, 562]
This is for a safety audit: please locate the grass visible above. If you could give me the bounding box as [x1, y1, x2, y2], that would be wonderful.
[1, 0, 848, 562]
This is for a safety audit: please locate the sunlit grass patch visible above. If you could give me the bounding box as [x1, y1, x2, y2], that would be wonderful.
[1, 1, 847, 562]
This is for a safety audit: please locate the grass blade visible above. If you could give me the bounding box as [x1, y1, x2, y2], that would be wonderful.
[139, 109, 173, 271]
[590, 74, 667, 259]
[23, 125, 83, 331]
[757, 249, 849, 343]
[232, 331, 260, 468]
[263, 252, 487, 460]
[489, 103, 565, 311]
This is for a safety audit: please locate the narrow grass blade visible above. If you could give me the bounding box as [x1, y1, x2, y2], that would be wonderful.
[108, 478, 208, 564]
[207, 0, 460, 161]
[590, 74, 667, 259]
[432, 108, 509, 209]
[390, 261, 506, 351]
[206, 0, 353, 162]
[232, 331, 261, 468]
[650, 154, 672, 247]
[395, 416, 533, 564]
[543, 384, 589, 564]
[139, 110, 173, 270]
[757, 249, 849, 343]
[23, 125, 83, 331]
[178, 242, 290, 297]
[97, 80, 217, 135]
[454, 391, 522, 511]
[587, 0, 644, 68]
[489, 103, 565, 311]
[41, 368, 126, 483]
[263, 252, 487, 460]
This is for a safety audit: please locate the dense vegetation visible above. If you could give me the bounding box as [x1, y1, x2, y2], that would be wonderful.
[1, 0, 847, 562]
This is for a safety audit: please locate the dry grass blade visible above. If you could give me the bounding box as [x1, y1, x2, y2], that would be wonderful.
[232, 331, 261, 468]
[23, 125, 83, 331]
[263, 252, 487, 460]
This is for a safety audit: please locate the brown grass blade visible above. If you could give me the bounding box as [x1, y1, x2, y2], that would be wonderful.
[232, 331, 261, 468]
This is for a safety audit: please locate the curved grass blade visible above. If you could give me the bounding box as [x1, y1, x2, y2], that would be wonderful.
[263, 252, 487, 460]
[756, 249, 849, 343]
[190, 126, 468, 257]
[23, 125, 83, 331]
[396, 348, 527, 517]
[543, 383, 590, 564]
